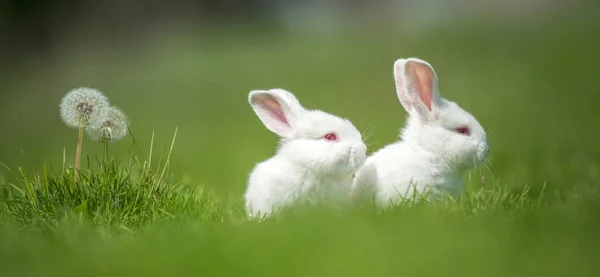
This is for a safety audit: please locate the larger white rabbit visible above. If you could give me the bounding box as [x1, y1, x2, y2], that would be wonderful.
[352, 58, 489, 207]
[245, 89, 367, 218]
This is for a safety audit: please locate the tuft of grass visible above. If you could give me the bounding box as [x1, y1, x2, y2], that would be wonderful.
[0, 130, 226, 232]
[0, 160, 224, 232]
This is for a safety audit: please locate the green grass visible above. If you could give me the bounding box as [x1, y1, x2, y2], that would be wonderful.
[1, 18, 600, 277]
[0, 159, 598, 277]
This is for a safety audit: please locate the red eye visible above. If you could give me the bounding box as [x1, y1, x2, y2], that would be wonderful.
[456, 126, 470, 136]
[323, 133, 338, 142]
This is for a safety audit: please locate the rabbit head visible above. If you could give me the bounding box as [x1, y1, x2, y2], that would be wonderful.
[393, 58, 489, 169]
[249, 89, 367, 175]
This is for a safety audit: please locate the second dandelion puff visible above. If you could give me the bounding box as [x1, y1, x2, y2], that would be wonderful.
[87, 106, 129, 161]
[87, 107, 128, 142]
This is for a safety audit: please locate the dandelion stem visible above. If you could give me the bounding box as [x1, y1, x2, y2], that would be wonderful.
[102, 138, 109, 164]
[74, 124, 84, 183]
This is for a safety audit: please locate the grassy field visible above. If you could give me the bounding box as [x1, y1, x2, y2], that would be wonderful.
[1, 18, 600, 276]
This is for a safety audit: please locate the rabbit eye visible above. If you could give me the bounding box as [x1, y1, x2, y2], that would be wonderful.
[323, 133, 338, 142]
[456, 126, 470, 136]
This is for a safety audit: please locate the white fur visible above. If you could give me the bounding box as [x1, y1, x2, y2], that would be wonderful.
[245, 88, 367, 218]
[351, 58, 489, 208]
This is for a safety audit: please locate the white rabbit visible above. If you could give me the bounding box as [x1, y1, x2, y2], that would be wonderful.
[351, 58, 489, 207]
[245, 88, 367, 218]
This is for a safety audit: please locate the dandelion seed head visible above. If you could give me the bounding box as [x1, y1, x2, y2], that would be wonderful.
[87, 106, 129, 142]
[60, 87, 110, 128]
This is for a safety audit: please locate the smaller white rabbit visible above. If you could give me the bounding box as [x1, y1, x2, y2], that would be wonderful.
[245, 88, 367, 218]
[352, 58, 489, 207]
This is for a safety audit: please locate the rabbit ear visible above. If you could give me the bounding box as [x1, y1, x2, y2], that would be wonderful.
[394, 58, 442, 121]
[249, 89, 304, 138]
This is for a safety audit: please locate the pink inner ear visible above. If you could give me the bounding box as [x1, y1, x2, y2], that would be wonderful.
[258, 96, 288, 125]
[408, 62, 434, 111]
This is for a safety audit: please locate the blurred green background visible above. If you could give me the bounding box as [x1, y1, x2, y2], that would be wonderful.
[1, 0, 599, 200]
